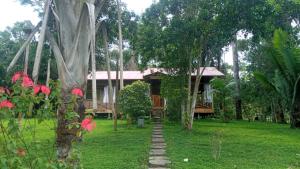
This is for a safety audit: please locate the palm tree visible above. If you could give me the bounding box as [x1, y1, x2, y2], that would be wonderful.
[254, 29, 300, 128]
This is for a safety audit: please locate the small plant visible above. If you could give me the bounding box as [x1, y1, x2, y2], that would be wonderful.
[211, 129, 223, 161]
[118, 81, 152, 123]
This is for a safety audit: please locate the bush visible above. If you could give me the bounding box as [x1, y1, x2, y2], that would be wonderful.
[118, 81, 152, 121]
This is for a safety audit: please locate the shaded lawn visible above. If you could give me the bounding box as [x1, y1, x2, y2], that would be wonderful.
[164, 120, 300, 169]
[0, 119, 152, 169]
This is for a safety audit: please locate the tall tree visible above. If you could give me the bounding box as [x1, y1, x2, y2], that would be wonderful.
[102, 24, 117, 131]
[232, 36, 242, 120]
[117, 0, 124, 89]
[137, 0, 233, 129]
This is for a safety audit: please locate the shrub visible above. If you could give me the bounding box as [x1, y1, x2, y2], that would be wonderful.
[118, 81, 152, 121]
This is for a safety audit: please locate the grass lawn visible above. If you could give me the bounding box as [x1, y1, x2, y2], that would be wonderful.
[78, 120, 152, 169]
[0, 119, 153, 169]
[164, 120, 300, 169]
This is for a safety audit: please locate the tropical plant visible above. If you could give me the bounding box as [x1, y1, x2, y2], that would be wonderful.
[254, 29, 300, 128]
[210, 77, 235, 122]
[118, 81, 152, 122]
[0, 72, 96, 168]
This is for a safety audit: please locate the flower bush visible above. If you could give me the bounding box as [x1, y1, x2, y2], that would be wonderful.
[0, 72, 95, 169]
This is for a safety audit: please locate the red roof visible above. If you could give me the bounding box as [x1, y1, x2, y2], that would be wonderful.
[87, 67, 224, 80]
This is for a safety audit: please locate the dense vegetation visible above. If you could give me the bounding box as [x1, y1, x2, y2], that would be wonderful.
[0, 0, 300, 168]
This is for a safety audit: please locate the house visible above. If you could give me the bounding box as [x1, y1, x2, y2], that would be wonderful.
[85, 67, 224, 117]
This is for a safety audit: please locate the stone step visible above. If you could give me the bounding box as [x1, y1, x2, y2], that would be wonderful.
[151, 145, 166, 149]
[153, 133, 163, 135]
[153, 130, 162, 133]
[150, 149, 166, 156]
[152, 138, 165, 143]
[152, 142, 166, 146]
[152, 135, 163, 138]
[149, 156, 171, 168]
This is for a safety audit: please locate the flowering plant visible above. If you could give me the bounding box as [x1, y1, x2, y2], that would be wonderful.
[0, 72, 96, 168]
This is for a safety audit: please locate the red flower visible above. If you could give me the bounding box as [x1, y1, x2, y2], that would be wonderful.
[41, 85, 51, 95]
[12, 72, 23, 83]
[81, 118, 96, 132]
[0, 100, 14, 109]
[33, 85, 41, 95]
[22, 75, 33, 88]
[71, 88, 83, 97]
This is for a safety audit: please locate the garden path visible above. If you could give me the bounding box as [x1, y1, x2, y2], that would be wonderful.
[148, 117, 171, 169]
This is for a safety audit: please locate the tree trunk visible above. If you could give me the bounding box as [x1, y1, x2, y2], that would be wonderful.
[232, 37, 242, 120]
[117, 0, 124, 89]
[91, 40, 98, 112]
[188, 59, 205, 130]
[46, 59, 51, 87]
[115, 52, 120, 129]
[290, 100, 300, 128]
[24, 43, 30, 74]
[32, 0, 51, 83]
[102, 25, 117, 131]
[186, 55, 192, 128]
[50, 0, 97, 160]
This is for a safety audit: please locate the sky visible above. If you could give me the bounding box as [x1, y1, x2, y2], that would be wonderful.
[0, 0, 233, 65]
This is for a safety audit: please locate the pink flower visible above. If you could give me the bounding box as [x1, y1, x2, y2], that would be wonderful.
[71, 88, 83, 97]
[0, 100, 14, 109]
[33, 85, 41, 95]
[22, 75, 33, 88]
[12, 72, 23, 83]
[33, 85, 51, 96]
[41, 85, 51, 95]
[81, 118, 96, 132]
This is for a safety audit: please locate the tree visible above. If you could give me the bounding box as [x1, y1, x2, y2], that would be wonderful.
[232, 36, 242, 120]
[137, 0, 235, 129]
[12, 0, 106, 160]
[254, 29, 300, 128]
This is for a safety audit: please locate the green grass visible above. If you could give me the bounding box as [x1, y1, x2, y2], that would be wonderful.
[163, 120, 300, 169]
[0, 119, 153, 169]
[78, 120, 152, 169]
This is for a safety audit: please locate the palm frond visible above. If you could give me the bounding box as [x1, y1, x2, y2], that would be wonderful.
[253, 71, 276, 91]
[270, 30, 296, 86]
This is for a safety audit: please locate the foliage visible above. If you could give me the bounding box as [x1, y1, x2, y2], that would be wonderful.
[161, 74, 187, 121]
[0, 21, 58, 84]
[254, 29, 300, 128]
[0, 72, 95, 168]
[210, 77, 234, 122]
[118, 81, 152, 121]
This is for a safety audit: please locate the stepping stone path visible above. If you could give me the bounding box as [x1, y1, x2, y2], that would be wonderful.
[148, 120, 171, 169]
